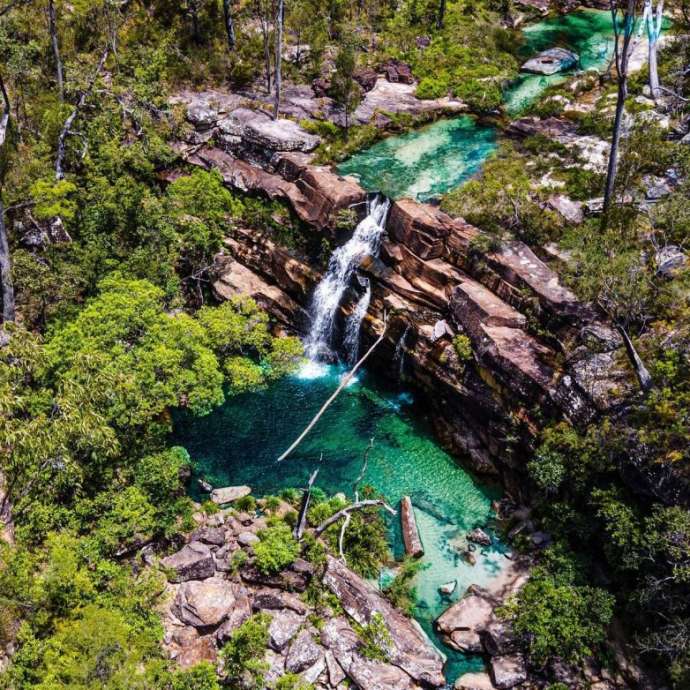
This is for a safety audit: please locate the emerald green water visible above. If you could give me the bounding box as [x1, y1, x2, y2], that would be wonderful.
[337, 116, 497, 201]
[174, 363, 506, 681]
[504, 9, 617, 113]
[337, 11, 621, 201]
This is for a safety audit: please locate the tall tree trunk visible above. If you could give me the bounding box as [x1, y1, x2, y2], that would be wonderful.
[222, 0, 236, 51]
[0, 199, 14, 323]
[0, 74, 14, 324]
[602, 0, 639, 226]
[273, 0, 283, 120]
[262, 19, 272, 93]
[436, 0, 446, 29]
[48, 0, 64, 101]
[645, 0, 664, 98]
[602, 78, 627, 221]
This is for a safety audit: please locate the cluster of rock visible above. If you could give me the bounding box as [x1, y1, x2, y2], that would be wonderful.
[170, 93, 637, 487]
[159, 503, 447, 689]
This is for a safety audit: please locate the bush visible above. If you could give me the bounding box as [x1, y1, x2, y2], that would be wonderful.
[452, 335, 473, 362]
[253, 523, 300, 575]
[219, 614, 270, 689]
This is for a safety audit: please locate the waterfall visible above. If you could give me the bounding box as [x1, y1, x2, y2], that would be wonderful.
[393, 325, 411, 378]
[342, 278, 371, 366]
[304, 195, 390, 360]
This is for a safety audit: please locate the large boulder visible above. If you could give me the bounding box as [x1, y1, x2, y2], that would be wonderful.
[455, 672, 496, 690]
[268, 609, 305, 651]
[285, 629, 323, 673]
[323, 556, 446, 687]
[490, 655, 527, 689]
[381, 59, 415, 84]
[435, 588, 494, 653]
[244, 118, 321, 153]
[210, 485, 251, 505]
[522, 47, 578, 75]
[172, 577, 239, 628]
[293, 165, 367, 228]
[161, 542, 215, 583]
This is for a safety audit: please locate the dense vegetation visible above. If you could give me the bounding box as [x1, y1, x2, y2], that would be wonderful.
[0, 0, 689, 688]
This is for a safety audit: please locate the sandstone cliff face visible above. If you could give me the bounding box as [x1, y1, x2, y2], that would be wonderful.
[172, 103, 635, 490]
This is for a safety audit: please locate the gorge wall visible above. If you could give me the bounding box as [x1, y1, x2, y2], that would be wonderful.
[172, 96, 635, 495]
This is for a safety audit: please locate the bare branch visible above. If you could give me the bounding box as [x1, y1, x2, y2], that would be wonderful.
[277, 319, 388, 463]
[55, 43, 110, 180]
[314, 499, 396, 536]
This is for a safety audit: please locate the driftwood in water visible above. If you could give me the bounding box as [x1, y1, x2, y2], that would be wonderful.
[400, 496, 424, 558]
[294, 467, 319, 541]
[314, 499, 396, 536]
[277, 324, 387, 463]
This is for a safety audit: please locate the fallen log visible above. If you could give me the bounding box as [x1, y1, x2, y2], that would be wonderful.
[400, 496, 424, 558]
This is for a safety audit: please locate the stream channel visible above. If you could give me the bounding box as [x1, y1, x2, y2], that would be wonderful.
[174, 9, 622, 684]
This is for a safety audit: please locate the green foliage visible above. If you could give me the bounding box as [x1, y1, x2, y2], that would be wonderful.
[331, 32, 362, 130]
[441, 143, 561, 244]
[170, 662, 221, 690]
[452, 334, 473, 362]
[219, 614, 270, 689]
[253, 523, 300, 575]
[355, 612, 393, 661]
[382, 558, 425, 615]
[30, 178, 79, 222]
[274, 673, 315, 690]
[502, 547, 614, 667]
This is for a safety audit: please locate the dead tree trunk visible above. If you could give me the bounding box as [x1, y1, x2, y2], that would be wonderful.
[222, 0, 236, 51]
[276, 323, 388, 463]
[644, 0, 664, 99]
[55, 43, 110, 180]
[294, 467, 319, 540]
[617, 323, 653, 392]
[602, 0, 639, 226]
[273, 0, 283, 119]
[0, 73, 15, 323]
[314, 499, 396, 536]
[48, 0, 64, 101]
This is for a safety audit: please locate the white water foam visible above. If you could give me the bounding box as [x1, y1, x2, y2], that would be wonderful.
[342, 279, 371, 366]
[304, 195, 390, 361]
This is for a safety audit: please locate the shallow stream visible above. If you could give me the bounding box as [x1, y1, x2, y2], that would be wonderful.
[337, 10, 619, 201]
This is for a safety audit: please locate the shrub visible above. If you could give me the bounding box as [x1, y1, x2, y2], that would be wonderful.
[253, 523, 300, 575]
[219, 614, 270, 689]
[452, 335, 473, 362]
[355, 612, 392, 661]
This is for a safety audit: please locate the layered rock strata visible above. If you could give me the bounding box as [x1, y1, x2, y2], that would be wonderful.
[172, 101, 635, 489]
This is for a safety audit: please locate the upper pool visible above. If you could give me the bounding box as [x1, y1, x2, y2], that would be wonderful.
[173, 363, 507, 680]
[337, 115, 497, 202]
[337, 10, 621, 201]
[504, 9, 618, 113]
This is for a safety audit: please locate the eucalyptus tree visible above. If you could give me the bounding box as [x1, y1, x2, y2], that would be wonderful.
[602, 0, 642, 225]
[0, 71, 14, 324]
[222, 0, 236, 50]
[273, 0, 284, 119]
[642, 0, 665, 98]
[47, 0, 64, 100]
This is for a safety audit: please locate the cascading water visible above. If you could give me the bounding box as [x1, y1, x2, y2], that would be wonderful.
[304, 195, 390, 361]
[393, 324, 411, 378]
[342, 278, 371, 366]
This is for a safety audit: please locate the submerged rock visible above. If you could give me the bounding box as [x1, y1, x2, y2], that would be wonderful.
[467, 527, 492, 547]
[210, 485, 251, 504]
[439, 580, 457, 596]
[522, 47, 579, 75]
